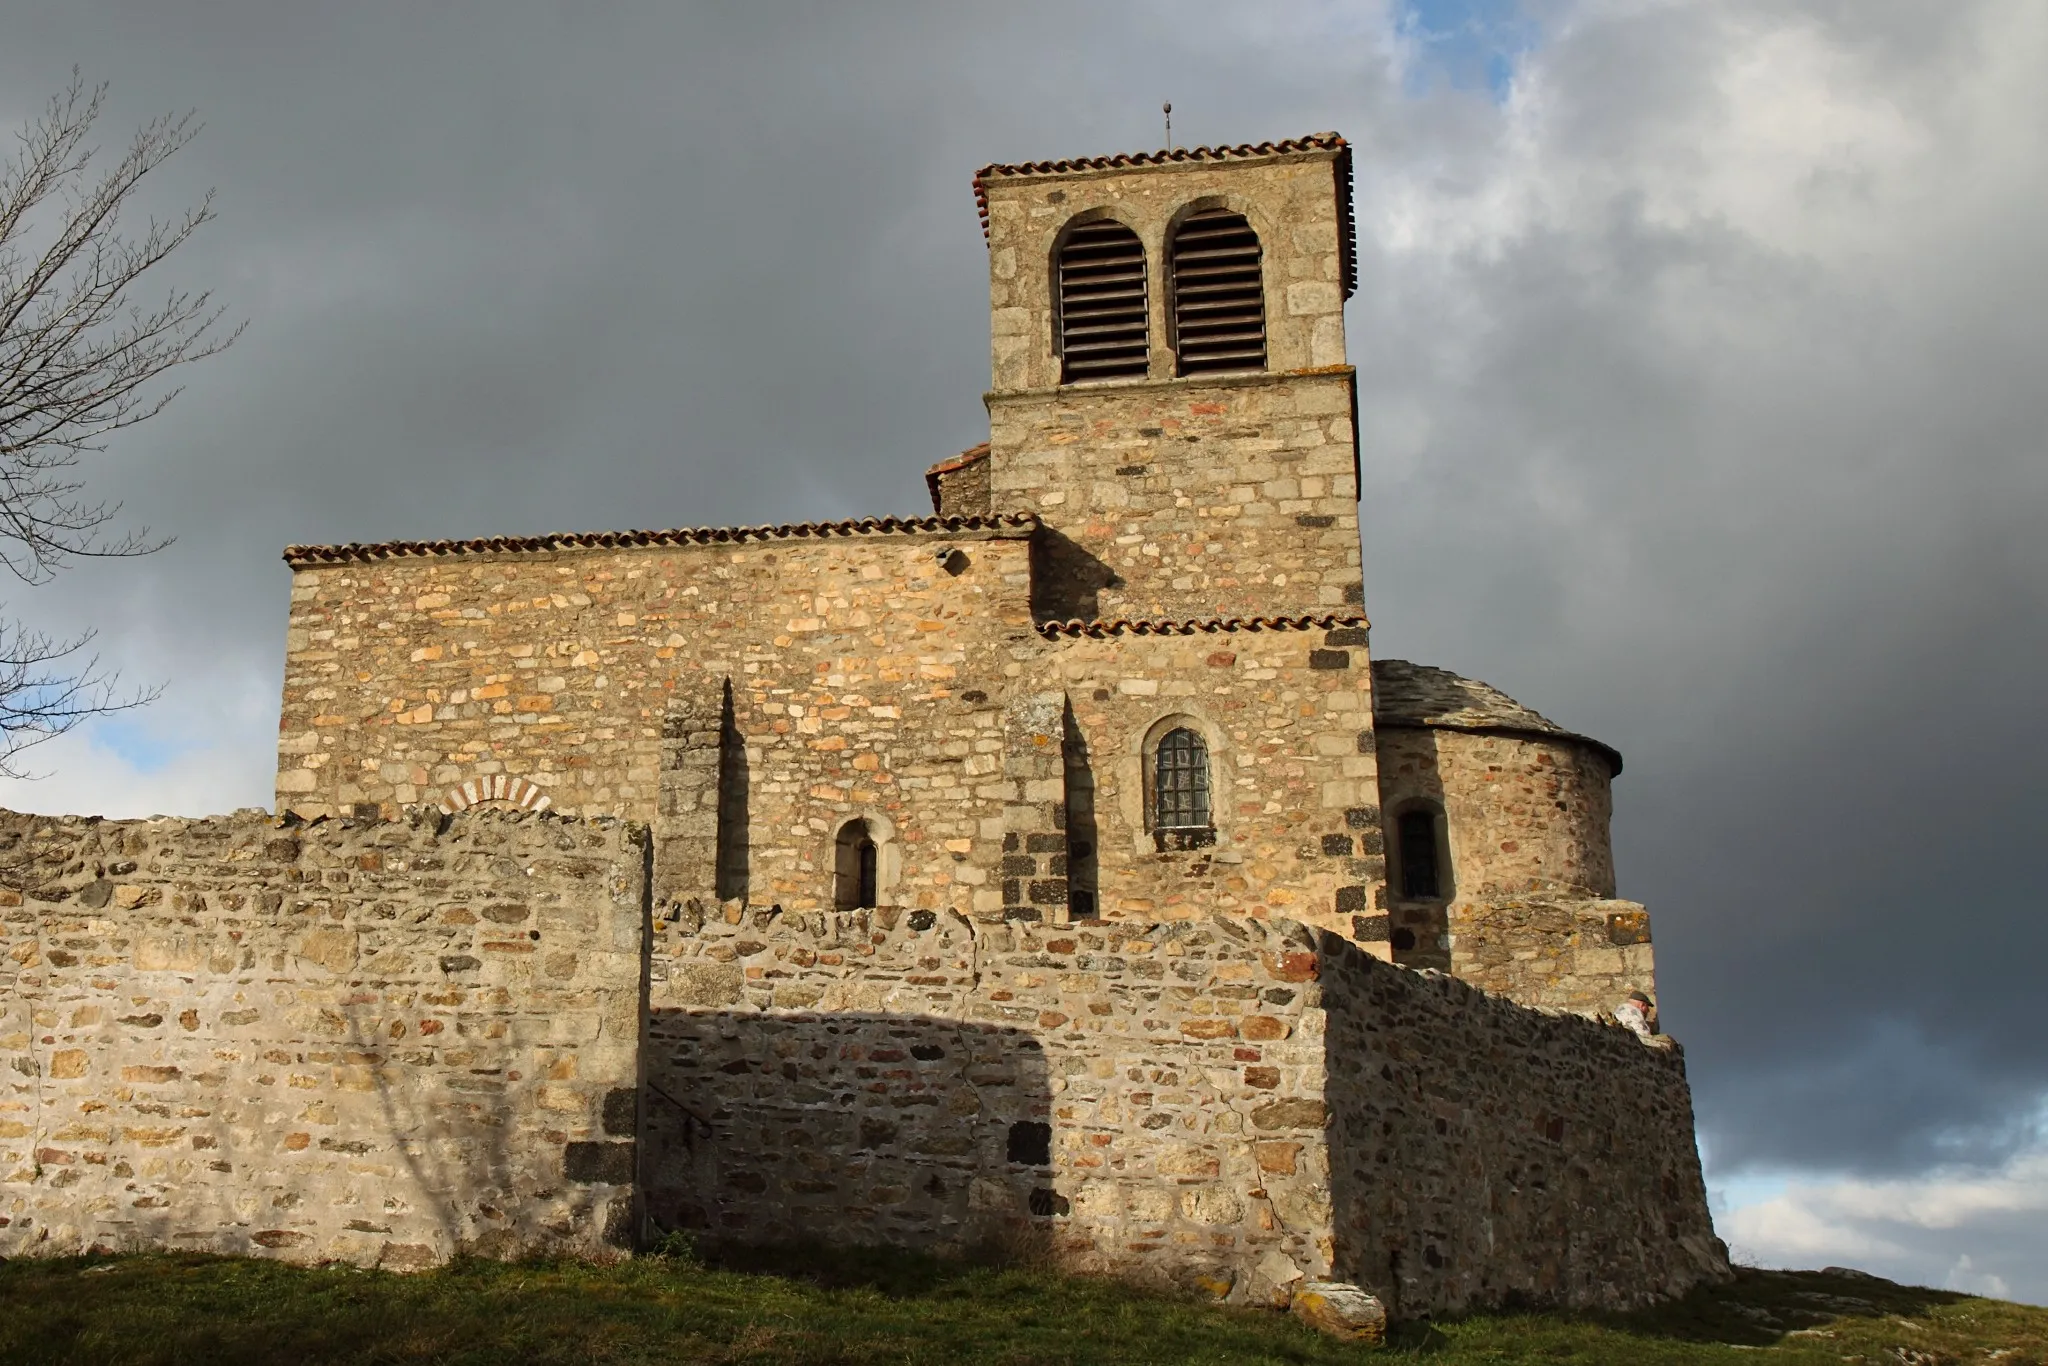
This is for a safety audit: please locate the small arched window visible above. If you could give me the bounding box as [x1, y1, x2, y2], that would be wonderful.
[834, 818, 879, 910]
[1152, 727, 1212, 833]
[1169, 209, 1266, 375]
[1396, 809, 1443, 900]
[1056, 219, 1149, 383]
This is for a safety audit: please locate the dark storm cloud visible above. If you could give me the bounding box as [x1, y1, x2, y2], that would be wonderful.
[2, 0, 2043, 1275]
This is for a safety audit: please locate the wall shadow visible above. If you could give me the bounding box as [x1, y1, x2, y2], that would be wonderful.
[1030, 527, 1118, 623]
[1373, 725, 1452, 969]
[715, 679, 750, 902]
[1060, 700, 1099, 919]
[641, 1011, 1054, 1260]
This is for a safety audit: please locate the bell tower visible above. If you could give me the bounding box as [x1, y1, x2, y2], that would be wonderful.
[973, 134, 1361, 622]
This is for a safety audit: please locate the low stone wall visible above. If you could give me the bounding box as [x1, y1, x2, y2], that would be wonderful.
[1321, 936, 1726, 1315]
[1447, 897, 1656, 1014]
[644, 902, 1723, 1311]
[0, 807, 646, 1267]
[643, 905, 1333, 1303]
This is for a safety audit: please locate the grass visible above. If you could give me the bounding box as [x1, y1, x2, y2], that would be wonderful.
[1, 1244, 2043, 1366]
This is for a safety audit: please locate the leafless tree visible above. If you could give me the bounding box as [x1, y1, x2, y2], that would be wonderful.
[0, 71, 240, 775]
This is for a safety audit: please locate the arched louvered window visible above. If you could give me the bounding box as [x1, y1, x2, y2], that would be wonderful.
[1056, 219, 1149, 383]
[1152, 727, 1212, 832]
[1169, 208, 1266, 375]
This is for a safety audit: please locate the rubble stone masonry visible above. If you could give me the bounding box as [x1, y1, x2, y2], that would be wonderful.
[640, 903, 1724, 1308]
[0, 132, 1728, 1311]
[0, 808, 644, 1266]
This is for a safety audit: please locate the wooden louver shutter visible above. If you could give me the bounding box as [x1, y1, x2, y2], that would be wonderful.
[1057, 220, 1149, 382]
[1170, 209, 1266, 374]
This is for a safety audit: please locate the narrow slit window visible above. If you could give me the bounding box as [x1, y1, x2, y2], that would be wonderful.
[1153, 727, 1212, 832]
[1169, 209, 1266, 375]
[1397, 810, 1441, 900]
[835, 818, 879, 909]
[1057, 219, 1149, 383]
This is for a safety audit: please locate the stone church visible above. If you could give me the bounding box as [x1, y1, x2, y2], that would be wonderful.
[2, 134, 1723, 1314]
[276, 133, 1646, 1011]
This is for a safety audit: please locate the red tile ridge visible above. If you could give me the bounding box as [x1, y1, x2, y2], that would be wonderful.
[1037, 613, 1368, 640]
[924, 441, 991, 480]
[283, 512, 1040, 566]
[924, 442, 992, 513]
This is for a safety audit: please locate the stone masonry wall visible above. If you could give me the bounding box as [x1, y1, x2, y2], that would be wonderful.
[0, 808, 645, 1267]
[642, 907, 1334, 1304]
[277, 527, 1037, 830]
[640, 905, 1722, 1311]
[1447, 897, 1656, 1015]
[988, 372, 1362, 623]
[1046, 624, 1384, 943]
[981, 152, 1349, 392]
[1319, 934, 1726, 1315]
[1374, 726, 1617, 903]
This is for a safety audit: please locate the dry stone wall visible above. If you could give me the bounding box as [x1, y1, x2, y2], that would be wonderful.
[1319, 935, 1726, 1315]
[0, 807, 645, 1267]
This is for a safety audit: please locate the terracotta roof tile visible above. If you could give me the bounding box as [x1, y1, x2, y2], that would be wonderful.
[973, 133, 1356, 298]
[924, 441, 991, 513]
[1037, 613, 1367, 639]
[283, 512, 1038, 566]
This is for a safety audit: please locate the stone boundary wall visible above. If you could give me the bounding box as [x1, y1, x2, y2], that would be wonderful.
[643, 905, 1333, 1304]
[1320, 934, 1725, 1315]
[0, 807, 646, 1267]
[643, 903, 1723, 1312]
[1447, 897, 1656, 1014]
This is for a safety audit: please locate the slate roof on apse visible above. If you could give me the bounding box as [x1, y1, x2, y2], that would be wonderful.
[1371, 659, 1623, 774]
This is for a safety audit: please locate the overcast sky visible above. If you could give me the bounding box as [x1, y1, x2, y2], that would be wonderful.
[2, 0, 2043, 1303]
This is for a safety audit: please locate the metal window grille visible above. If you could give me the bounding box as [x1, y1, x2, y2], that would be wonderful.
[1153, 727, 1211, 830]
[1057, 219, 1149, 382]
[1398, 810, 1441, 899]
[1169, 209, 1266, 375]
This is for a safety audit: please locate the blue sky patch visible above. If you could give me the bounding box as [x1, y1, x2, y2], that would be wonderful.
[1396, 0, 1539, 100]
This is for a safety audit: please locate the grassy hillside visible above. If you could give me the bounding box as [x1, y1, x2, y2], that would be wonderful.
[1, 1245, 2042, 1365]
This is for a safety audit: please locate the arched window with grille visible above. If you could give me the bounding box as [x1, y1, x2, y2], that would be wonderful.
[1168, 208, 1266, 375]
[1055, 218, 1149, 383]
[1151, 726, 1212, 842]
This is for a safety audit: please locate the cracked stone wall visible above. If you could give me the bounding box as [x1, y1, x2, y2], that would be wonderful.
[0, 808, 645, 1267]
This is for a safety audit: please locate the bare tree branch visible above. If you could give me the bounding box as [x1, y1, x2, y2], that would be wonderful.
[0, 70, 238, 768]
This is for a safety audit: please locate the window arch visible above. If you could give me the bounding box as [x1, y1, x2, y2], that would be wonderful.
[1168, 207, 1266, 375]
[834, 818, 879, 910]
[1055, 217, 1149, 383]
[1152, 726, 1212, 835]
